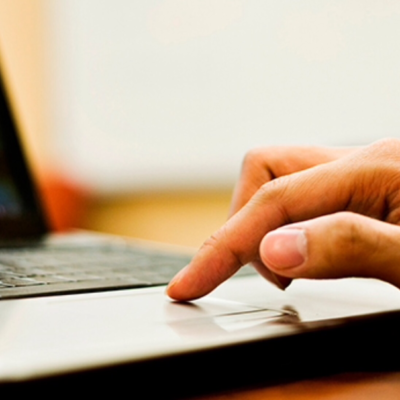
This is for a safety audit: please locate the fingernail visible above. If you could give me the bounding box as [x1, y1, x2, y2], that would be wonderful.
[261, 229, 307, 269]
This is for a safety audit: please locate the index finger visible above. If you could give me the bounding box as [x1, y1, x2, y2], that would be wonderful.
[167, 159, 352, 301]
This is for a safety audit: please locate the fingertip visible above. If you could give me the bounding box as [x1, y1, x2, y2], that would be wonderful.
[166, 257, 220, 301]
[165, 276, 180, 300]
[166, 266, 199, 301]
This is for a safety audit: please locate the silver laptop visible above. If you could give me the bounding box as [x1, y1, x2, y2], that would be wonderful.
[0, 54, 400, 396]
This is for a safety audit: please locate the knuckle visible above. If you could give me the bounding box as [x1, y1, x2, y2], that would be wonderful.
[253, 182, 275, 206]
[331, 213, 369, 265]
[250, 178, 291, 224]
[201, 228, 244, 273]
[373, 137, 400, 149]
[367, 138, 400, 159]
[200, 233, 220, 253]
[257, 177, 289, 201]
[241, 148, 268, 172]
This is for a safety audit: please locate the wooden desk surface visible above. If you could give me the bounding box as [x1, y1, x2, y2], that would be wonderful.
[81, 190, 232, 248]
[196, 372, 400, 400]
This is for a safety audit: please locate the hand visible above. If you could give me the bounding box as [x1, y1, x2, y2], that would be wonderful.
[167, 138, 400, 301]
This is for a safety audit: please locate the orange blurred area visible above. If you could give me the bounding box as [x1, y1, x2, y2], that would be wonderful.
[36, 172, 231, 248]
[37, 173, 92, 232]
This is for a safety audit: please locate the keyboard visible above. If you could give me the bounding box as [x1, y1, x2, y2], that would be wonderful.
[0, 243, 193, 299]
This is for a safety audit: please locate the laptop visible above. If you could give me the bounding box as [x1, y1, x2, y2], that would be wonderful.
[1, 53, 400, 397]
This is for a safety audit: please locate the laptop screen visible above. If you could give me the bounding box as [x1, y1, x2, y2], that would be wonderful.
[0, 132, 24, 218]
[0, 59, 48, 240]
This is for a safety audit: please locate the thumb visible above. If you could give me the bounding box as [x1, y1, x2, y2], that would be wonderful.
[260, 212, 400, 288]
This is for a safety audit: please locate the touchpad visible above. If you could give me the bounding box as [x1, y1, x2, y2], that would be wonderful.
[165, 297, 298, 339]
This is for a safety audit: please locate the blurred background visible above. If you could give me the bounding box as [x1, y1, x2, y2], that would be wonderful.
[0, 0, 399, 247]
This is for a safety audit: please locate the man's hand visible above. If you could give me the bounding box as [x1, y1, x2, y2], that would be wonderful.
[167, 138, 400, 301]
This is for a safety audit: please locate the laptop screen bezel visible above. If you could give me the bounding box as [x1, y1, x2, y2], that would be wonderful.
[0, 56, 49, 240]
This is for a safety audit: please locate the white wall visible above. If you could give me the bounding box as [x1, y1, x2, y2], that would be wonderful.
[47, 1, 400, 193]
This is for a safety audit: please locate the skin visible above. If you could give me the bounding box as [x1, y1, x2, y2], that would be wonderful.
[167, 138, 400, 301]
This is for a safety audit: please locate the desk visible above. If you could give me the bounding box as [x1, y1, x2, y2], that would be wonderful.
[81, 189, 232, 247]
[198, 372, 400, 399]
